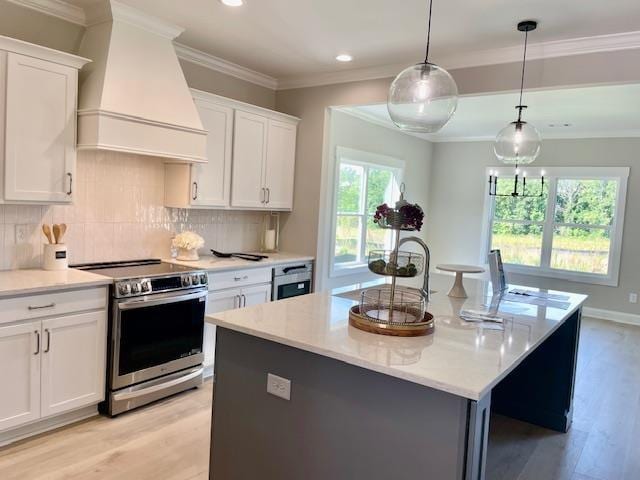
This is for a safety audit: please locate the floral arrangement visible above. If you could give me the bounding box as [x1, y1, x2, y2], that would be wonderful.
[172, 231, 205, 250]
[373, 202, 424, 231]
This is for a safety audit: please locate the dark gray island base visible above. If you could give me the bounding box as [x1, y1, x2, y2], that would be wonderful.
[209, 307, 583, 480]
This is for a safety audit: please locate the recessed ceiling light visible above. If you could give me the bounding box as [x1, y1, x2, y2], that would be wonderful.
[220, 0, 243, 6]
[336, 54, 353, 62]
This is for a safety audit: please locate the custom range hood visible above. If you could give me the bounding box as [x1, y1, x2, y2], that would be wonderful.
[77, 1, 206, 162]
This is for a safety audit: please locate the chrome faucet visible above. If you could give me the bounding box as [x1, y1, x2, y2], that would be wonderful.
[398, 236, 431, 303]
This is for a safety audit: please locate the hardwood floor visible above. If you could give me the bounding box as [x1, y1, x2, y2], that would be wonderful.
[0, 382, 213, 480]
[0, 317, 638, 480]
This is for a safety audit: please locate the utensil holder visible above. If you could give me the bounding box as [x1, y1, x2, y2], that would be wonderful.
[43, 244, 68, 271]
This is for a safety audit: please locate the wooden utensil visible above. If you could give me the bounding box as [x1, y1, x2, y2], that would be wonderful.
[42, 224, 54, 244]
[57, 223, 67, 244]
[52, 224, 61, 244]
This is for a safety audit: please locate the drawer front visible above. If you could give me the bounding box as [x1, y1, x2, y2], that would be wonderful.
[0, 287, 108, 325]
[208, 268, 272, 291]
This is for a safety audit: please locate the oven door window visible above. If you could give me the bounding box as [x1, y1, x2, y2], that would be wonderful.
[118, 296, 205, 376]
[277, 280, 311, 300]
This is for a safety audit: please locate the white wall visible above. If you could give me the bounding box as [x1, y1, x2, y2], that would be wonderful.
[427, 138, 640, 315]
[317, 109, 433, 290]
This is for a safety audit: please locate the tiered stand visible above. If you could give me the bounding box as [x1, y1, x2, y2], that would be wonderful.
[349, 190, 434, 337]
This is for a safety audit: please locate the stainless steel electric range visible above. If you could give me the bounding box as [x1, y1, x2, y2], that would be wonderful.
[74, 259, 208, 416]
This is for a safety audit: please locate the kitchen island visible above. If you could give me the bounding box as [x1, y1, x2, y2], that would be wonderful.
[205, 274, 587, 480]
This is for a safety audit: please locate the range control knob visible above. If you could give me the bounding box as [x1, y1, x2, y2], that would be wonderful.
[141, 280, 151, 293]
[182, 275, 192, 286]
[191, 273, 201, 285]
[118, 283, 131, 296]
[199, 273, 208, 285]
[131, 282, 141, 294]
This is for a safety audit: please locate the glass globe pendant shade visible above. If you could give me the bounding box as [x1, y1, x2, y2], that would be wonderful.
[387, 62, 459, 133]
[494, 121, 542, 165]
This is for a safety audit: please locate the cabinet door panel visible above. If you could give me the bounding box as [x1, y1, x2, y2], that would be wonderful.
[0, 322, 41, 431]
[205, 289, 241, 368]
[192, 101, 233, 207]
[41, 311, 106, 417]
[231, 110, 267, 208]
[264, 120, 296, 210]
[242, 284, 272, 307]
[4, 53, 76, 202]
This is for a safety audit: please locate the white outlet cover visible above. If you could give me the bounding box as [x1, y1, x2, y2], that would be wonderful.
[15, 224, 29, 243]
[267, 373, 291, 401]
[630, 293, 638, 304]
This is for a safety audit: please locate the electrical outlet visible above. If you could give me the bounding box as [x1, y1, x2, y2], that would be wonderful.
[15, 224, 29, 243]
[267, 373, 291, 401]
[630, 293, 638, 304]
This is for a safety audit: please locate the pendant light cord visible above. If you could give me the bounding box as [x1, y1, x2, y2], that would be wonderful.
[517, 29, 529, 122]
[423, 0, 433, 64]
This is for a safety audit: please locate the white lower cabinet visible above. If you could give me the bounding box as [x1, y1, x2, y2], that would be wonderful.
[204, 280, 272, 369]
[0, 287, 107, 436]
[41, 311, 106, 417]
[0, 321, 41, 431]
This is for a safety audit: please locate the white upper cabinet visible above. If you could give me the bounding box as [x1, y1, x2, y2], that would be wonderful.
[0, 37, 89, 204]
[165, 89, 299, 211]
[231, 110, 269, 208]
[264, 119, 297, 210]
[165, 92, 234, 208]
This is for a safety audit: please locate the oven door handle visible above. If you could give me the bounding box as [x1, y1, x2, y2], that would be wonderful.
[282, 265, 308, 274]
[117, 289, 208, 310]
[112, 367, 204, 401]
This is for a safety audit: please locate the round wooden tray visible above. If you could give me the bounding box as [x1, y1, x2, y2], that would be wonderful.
[349, 305, 435, 337]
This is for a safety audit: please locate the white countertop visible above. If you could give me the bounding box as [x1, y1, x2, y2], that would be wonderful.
[165, 252, 314, 272]
[0, 269, 111, 298]
[206, 274, 587, 400]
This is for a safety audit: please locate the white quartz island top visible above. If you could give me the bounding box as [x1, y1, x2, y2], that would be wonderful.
[0, 268, 111, 298]
[166, 252, 313, 272]
[206, 274, 587, 400]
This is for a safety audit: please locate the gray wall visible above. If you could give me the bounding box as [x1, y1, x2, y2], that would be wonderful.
[318, 109, 433, 290]
[275, 48, 640, 265]
[427, 138, 640, 314]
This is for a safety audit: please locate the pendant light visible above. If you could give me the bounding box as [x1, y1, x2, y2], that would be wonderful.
[494, 21, 542, 165]
[387, 0, 458, 133]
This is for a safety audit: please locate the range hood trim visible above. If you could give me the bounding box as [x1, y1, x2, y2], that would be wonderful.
[77, 0, 207, 164]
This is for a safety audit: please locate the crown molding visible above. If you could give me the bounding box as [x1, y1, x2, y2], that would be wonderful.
[175, 43, 278, 90]
[337, 106, 434, 142]
[6, 0, 86, 25]
[107, 1, 184, 39]
[278, 30, 640, 90]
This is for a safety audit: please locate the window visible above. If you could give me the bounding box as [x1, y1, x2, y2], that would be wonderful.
[483, 167, 628, 286]
[332, 147, 403, 275]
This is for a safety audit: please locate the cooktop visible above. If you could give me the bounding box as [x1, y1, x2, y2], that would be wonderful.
[72, 259, 199, 280]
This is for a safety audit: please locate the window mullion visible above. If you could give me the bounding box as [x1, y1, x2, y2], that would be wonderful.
[359, 167, 369, 263]
[540, 177, 557, 268]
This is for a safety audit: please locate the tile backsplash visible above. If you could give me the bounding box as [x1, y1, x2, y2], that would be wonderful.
[0, 151, 264, 270]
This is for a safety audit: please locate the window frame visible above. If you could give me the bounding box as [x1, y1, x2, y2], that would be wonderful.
[481, 166, 629, 286]
[330, 146, 404, 278]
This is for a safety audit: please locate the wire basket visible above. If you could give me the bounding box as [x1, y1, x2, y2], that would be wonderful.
[368, 250, 424, 278]
[359, 286, 426, 324]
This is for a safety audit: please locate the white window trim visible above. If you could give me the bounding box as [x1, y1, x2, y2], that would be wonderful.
[480, 166, 629, 287]
[330, 146, 404, 278]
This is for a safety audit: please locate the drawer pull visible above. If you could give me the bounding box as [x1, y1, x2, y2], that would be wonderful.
[28, 303, 56, 311]
[44, 329, 51, 353]
[233, 275, 249, 281]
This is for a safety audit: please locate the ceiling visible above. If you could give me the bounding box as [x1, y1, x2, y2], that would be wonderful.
[339, 84, 640, 142]
[66, 0, 640, 84]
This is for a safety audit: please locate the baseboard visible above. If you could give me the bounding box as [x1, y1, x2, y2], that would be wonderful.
[583, 307, 640, 326]
[0, 405, 99, 447]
